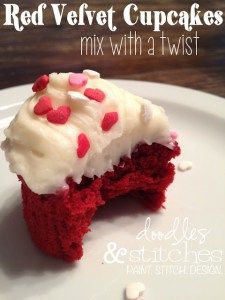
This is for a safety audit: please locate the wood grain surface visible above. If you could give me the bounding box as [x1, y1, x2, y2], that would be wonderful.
[0, 0, 225, 97]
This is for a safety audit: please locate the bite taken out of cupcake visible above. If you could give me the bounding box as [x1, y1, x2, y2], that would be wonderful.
[1, 70, 180, 261]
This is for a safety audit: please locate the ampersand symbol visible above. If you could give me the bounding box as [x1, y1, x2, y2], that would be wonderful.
[103, 242, 127, 264]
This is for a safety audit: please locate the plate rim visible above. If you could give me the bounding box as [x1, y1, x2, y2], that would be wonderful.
[0, 80, 225, 300]
[0, 80, 224, 120]
[0, 79, 225, 100]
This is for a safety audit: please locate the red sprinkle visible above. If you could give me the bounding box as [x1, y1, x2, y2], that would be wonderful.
[32, 75, 49, 92]
[34, 96, 53, 116]
[84, 88, 105, 102]
[77, 133, 90, 158]
[101, 112, 118, 131]
[47, 106, 71, 124]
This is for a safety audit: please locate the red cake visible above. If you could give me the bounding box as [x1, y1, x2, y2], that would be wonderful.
[1, 70, 180, 261]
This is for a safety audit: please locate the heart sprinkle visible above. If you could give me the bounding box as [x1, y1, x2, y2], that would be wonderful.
[125, 282, 146, 300]
[83, 69, 100, 79]
[32, 75, 49, 92]
[178, 160, 193, 172]
[170, 131, 178, 140]
[47, 106, 71, 124]
[101, 112, 118, 131]
[69, 73, 88, 88]
[77, 133, 90, 158]
[34, 96, 53, 116]
[84, 88, 105, 102]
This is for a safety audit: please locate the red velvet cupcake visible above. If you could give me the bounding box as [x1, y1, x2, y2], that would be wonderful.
[1, 70, 180, 261]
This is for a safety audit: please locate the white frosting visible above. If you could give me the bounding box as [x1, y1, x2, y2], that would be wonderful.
[141, 101, 153, 123]
[2, 71, 172, 194]
[68, 91, 89, 101]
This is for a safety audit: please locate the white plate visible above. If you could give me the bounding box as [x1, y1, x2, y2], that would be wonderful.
[0, 81, 225, 300]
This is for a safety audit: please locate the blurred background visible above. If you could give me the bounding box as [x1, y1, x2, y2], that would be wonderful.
[0, 0, 225, 96]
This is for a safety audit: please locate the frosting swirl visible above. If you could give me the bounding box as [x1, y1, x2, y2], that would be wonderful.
[2, 71, 171, 194]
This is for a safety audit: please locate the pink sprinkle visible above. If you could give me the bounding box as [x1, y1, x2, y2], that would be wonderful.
[32, 75, 49, 92]
[77, 133, 90, 158]
[170, 131, 178, 140]
[101, 112, 118, 131]
[47, 106, 71, 124]
[69, 73, 88, 88]
[84, 88, 105, 102]
[34, 96, 53, 116]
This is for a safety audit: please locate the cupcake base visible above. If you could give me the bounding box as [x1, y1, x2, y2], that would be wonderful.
[21, 142, 180, 262]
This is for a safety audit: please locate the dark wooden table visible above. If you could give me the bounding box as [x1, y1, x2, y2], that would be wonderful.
[0, 0, 225, 97]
